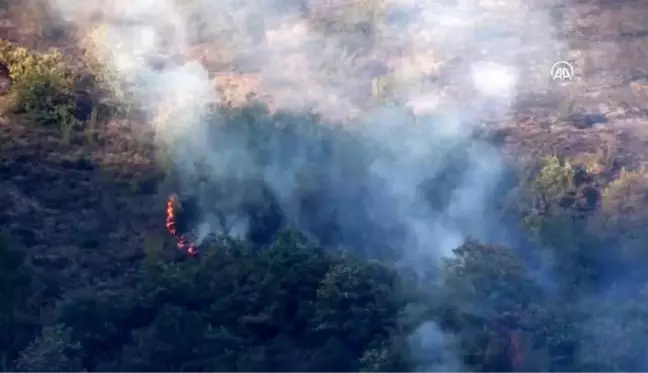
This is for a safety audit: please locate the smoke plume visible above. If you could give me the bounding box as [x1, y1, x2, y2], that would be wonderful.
[408, 321, 463, 372]
[46, 0, 567, 369]
[46, 0, 565, 254]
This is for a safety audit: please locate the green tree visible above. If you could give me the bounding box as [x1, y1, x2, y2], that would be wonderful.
[522, 156, 606, 294]
[29, 232, 412, 371]
[14, 324, 82, 372]
[312, 259, 402, 366]
[0, 237, 39, 369]
[0, 40, 77, 127]
[577, 292, 648, 371]
[439, 239, 543, 371]
[51, 288, 138, 370]
[442, 239, 541, 317]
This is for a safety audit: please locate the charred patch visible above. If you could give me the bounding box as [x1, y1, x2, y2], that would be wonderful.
[0, 62, 12, 95]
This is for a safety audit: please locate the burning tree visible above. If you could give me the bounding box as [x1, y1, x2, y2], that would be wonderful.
[165, 193, 198, 256]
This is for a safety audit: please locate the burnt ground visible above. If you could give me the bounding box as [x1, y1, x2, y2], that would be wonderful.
[0, 111, 172, 290]
[502, 0, 648, 162]
[1, 0, 648, 290]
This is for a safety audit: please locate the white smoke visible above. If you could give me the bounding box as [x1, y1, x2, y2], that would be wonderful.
[408, 321, 463, 372]
[46, 0, 566, 369]
[49, 0, 562, 289]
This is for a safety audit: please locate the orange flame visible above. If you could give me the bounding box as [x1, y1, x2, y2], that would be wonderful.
[166, 194, 198, 256]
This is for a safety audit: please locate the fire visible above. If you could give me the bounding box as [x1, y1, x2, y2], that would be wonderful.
[166, 194, 198, 256]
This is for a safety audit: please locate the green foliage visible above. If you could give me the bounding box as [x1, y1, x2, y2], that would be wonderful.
[586, 168, 648, 275]
[576, 293, 648, 371]
[519, 155, 607, 291]
[313, 259, 401, 353]
[533, 155, 575, 200]
[0, 40, 77, 128]
[442, 240, 541, 317]
[0, 238, 30, 314]
[24, 233, 410, 371]
[0, 237, 40, 368]
[439, 240, 545, 371]
[359, 341, 407, 371]
[14, 324, 82, 372]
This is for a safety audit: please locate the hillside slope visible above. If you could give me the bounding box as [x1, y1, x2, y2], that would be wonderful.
[3, 0, 648, 371]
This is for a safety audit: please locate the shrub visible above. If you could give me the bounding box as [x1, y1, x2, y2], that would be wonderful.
[533, 155, 575, 199]
[0, 40, 77, 128]
[591, 168, 648, 264]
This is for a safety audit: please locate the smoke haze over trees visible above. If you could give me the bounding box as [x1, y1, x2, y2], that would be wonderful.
[4, 97, 648, 371]
[2, 0, 648, 371]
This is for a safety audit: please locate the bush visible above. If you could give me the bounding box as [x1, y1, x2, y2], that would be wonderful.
[592, 168, 648, 265]
[25, 232, 411, 371]
[533, 155, 575, 200]
[0, 40, 77, 128]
